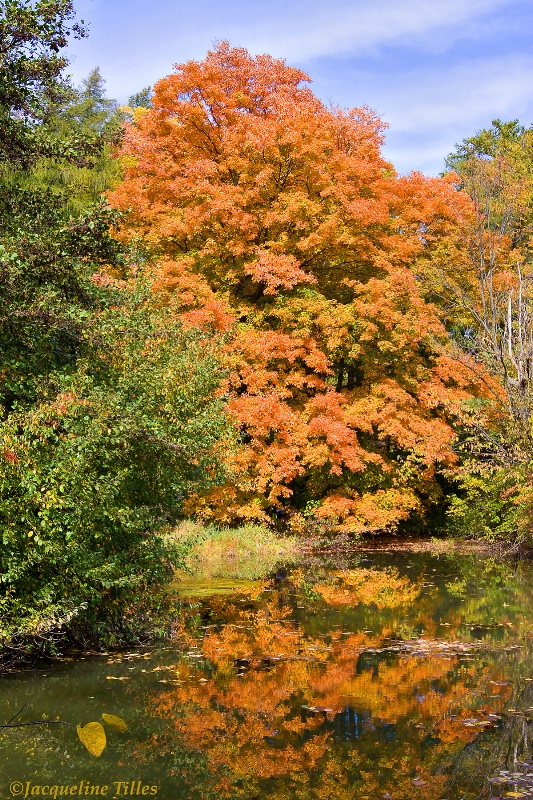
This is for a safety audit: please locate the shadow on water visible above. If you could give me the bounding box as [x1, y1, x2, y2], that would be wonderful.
[2, 549, 533, 798]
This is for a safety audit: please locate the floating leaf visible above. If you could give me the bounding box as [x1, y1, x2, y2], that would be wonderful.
[76, 722, 106, 757]
[505, 793, 527, 798]
[102, 713, 128, 733]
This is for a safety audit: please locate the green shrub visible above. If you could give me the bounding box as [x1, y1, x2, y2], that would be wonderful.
[445, 461, 531, 544]
[0, 288, 235, 652]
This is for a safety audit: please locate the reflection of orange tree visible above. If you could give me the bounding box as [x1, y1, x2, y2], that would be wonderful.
[310, 567, 420, 609]
[144, 601, 498, 799]
[297, 564, 529, 647]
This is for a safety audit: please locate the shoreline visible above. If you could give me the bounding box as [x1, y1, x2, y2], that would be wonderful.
[2, 533, 531, 669]
[298, 533, 533, 558]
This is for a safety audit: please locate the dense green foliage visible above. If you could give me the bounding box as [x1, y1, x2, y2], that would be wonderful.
[27, 66, 124, 210]
[0, 0, 102, 166]
[0, 285, 234, 648]
[0, 182, 119, 414]
[0, 4, 123, 418]
[0, 1, 235, 652]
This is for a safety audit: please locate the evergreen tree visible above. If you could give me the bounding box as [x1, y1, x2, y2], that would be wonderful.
[128, 85, 152, 109]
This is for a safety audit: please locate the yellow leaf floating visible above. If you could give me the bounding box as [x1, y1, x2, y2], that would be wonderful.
[506, 793, 527, 798]
[76, 722, 106, 757]
[102, 713, 128, 733]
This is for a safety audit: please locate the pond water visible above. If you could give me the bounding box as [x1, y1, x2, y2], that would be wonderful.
[2, 548, 533, 799]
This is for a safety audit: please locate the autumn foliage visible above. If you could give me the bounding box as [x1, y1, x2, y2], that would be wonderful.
[110, 42, 482, 533]
[141, 568, 509, 800]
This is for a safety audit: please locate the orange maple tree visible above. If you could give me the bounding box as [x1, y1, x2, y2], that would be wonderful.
[110, 42, 483, 532]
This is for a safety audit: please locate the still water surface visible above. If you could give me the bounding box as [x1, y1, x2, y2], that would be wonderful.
[2, 548, 533, 799]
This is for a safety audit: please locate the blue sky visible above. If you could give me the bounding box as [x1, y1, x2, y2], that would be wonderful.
[69, 0, 533, 176]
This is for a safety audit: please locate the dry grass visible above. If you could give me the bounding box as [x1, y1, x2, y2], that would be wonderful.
[167, 521, 300, 580]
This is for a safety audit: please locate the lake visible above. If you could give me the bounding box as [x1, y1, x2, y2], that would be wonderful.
[2, 546, 533, 799]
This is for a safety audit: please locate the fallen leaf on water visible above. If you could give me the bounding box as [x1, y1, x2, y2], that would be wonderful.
[102, 714, 128, 733]
[77, 722, 106, 757]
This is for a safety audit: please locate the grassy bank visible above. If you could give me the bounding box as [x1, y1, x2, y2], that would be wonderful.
[167, 522, 300, 580]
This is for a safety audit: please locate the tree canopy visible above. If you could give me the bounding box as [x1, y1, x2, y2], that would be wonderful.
[0, 0, 92, 165]
[110, 42, 485, 533]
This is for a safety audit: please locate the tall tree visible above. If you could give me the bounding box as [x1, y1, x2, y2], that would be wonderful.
[443, 120, 533, 434]
[49, 66, 121, 150]
[110, 42, 483, 534]
[127, 85, 152, 109]
[30, 66, 124, 210]
[416, 120, 533, 541]
[0, 0, 90, 166]
[0, 2, 116, 415]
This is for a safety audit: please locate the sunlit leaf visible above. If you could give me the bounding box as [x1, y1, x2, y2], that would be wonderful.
[101, 713, 128, 733]
[76, 722, 106, 757]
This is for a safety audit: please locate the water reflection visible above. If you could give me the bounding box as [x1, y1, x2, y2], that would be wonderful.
[2, 551, 533, 799]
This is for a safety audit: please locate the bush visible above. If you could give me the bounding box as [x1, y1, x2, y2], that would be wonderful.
[0, 284, 235, 652]
[445, 462, 532, 544]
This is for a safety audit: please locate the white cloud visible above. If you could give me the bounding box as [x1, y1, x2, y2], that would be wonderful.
[69, 0, 515, 97]
[231, 0, 511, 62]
[380, 56, 533, 133]
[352, 54, 533, 173]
